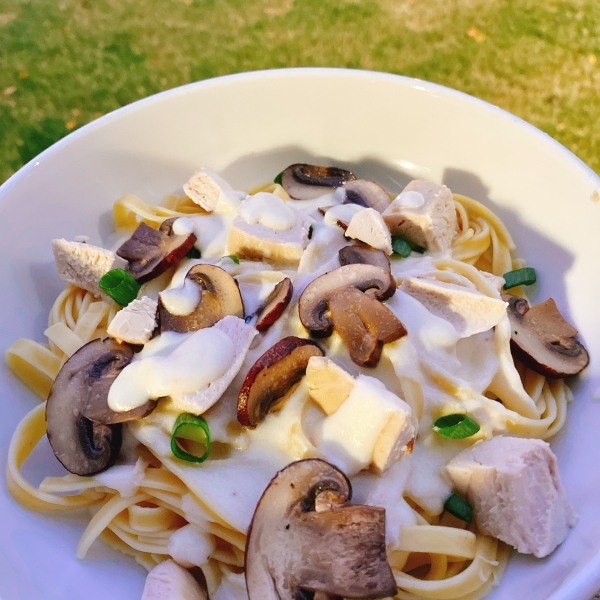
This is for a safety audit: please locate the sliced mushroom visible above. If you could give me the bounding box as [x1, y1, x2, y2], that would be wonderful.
[245, 459, 397, 600]
[282, 164, 356, 200]
[338, 245, 391, 272]
[329, 287, 406, 367]
[255, 278, 293, 332]
[159, 264, 244, 333]
[237, 336, 324, 427]
[117, 217, 197, 283]
[506, 295, 589, 377]
[299, 264, 396, 337]
[342, 180, 391, 213]
[46, 338, 156, 476]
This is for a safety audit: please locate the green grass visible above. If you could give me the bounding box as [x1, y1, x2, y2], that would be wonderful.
[1, 0, 599, 184]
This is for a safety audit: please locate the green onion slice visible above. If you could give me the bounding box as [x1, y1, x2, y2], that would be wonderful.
[186, 246, 201, 259]
[308, 225, 314, 240]
[171, 413, 211, 463]
[392, 235, 412, 258]
[433, 413, 480, 439]
[221, 255, 240, 264]
[99, 269, 141, 306]
[274, 171, 283, 185]
[444, 493, 473, 523]
[503, 267, 537, 290]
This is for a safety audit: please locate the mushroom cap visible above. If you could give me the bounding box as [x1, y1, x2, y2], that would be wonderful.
[237, 336, 324, 427]
[338, 245, 391, 272]
[245, 459, 397, 600]
[506, 295, 589, 377]
[343, 180, 391, 213]
[46, 338, 144, 476]
[117, 217, 197, 283]
[299, 264, 397, 337]
[282, 164, 356, 200]
[255, 277, 293, 332]
[159, 264, 245, 333]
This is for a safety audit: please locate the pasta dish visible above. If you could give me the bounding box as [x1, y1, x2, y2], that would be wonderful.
[5, 164, 588, 600]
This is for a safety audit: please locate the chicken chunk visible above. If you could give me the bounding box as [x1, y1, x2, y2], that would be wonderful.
[142, 560, 207, 600]
[52, 238, 127, 299]
[107, 296, 158, 344]
[382, 180, 458, 253]
[183, 167, 241, 214]
[345, 207, 393, 255]
[227, 208, 314, 266]
[445, 436, 577, 557]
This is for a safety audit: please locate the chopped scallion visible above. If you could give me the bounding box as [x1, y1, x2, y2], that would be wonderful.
[99, 269, 140, 306]
[274, 171, 283, 185]
[308, 225, 314, 240]
[221, 255, 240, 264]
[503, 267, 537, 290]
[433, 413, 480, 439]
[444, 493, 473, 523]
[391, 235, 412, 258]
[185, 246, 201, 259]
[171, 413, 211, 463]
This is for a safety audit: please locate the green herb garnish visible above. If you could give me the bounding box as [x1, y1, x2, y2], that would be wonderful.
[274, 171, 283, 185]
[99, 269, 140, 306]
[171, 413, 211, 463]
[308, 225, 314, 240]
[503, 267, 537, 290]
[186, 246, 201, 259]
[391, 235, 412, 257]
[221, 255, 240, 264]
[433, 413, 480, 439]
[444, 493, 473, 523]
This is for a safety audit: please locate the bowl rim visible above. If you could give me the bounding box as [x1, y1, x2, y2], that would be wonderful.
[1, 68, 598, 199]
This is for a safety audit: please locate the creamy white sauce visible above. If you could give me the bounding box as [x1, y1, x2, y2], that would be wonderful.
[108, 327, 234, 412]
[172, 217, 196, 236]
[159, 278, 201, 316]
[323, 203, 364, 227]
[239, 192, 296, 231]
[394, 190, 425, 208]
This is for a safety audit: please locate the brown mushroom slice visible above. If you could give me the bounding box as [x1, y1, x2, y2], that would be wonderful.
[338, 245, 391, 272]
[117, 217, 197, 284]
[282, 164, 356, 200]
[506, 295, 589, 377]
[343, 179, 391, 213]
[329, 286, 407, 367]
[159, 264, 244, 333]
[299, 264, 396, 337]
[255, 277, 293, 332]
[245, 459, 397, 600]
[237, 336, 324, 427]
[46, 338, 156, 476]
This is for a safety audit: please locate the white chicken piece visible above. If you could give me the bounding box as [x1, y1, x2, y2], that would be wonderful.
[345, 207, 393, 255]
[401, 277, 507, 337]
[311, 372, 415, 476]
[227, 207, 314, 266]
[183, 167, 242, 214]
[52, 238, 127, 299]
[382, 180, 458, 253]
[107, 296, 158, 344]
[168, 524, 215, 568]
[141, 559, 207, 600]
[446, 436, 577, 558]
[171, 316, 257, 415]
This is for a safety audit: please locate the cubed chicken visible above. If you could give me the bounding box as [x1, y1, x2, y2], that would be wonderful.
[183, 167, 241, 214]
[142, 559, 207, 600]
[227, 208, 314, 266]
[445, 436, 577, 557]
[52, 238, 127, 299]
[401, 277, 507, 337]
[345, 208, 393, 255]
[107, 296, 158, 344]
[382, 180, 458, 253]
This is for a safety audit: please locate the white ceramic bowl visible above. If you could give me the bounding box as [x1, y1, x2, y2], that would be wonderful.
[1, 68, 599, 600]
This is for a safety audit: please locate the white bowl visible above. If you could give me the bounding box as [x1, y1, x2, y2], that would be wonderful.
[1, 68, 599, 600]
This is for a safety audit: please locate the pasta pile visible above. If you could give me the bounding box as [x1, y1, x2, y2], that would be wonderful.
[5, 182, 572, 600]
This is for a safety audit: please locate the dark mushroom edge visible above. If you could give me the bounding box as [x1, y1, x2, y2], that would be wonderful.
[46, 338, 156, 476]
[282, 164, 356, 200]
[245, 458, 397, 600]
[505, 295, 589, 378]
[117, 217, 197, 284]
[237, 336, 324, 427]
[255, 278, 294, 332]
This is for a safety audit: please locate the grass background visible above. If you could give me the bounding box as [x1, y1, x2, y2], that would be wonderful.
[0, 0, 599, 185]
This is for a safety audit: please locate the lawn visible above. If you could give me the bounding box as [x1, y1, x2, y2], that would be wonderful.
[0, 0, 599, 184]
